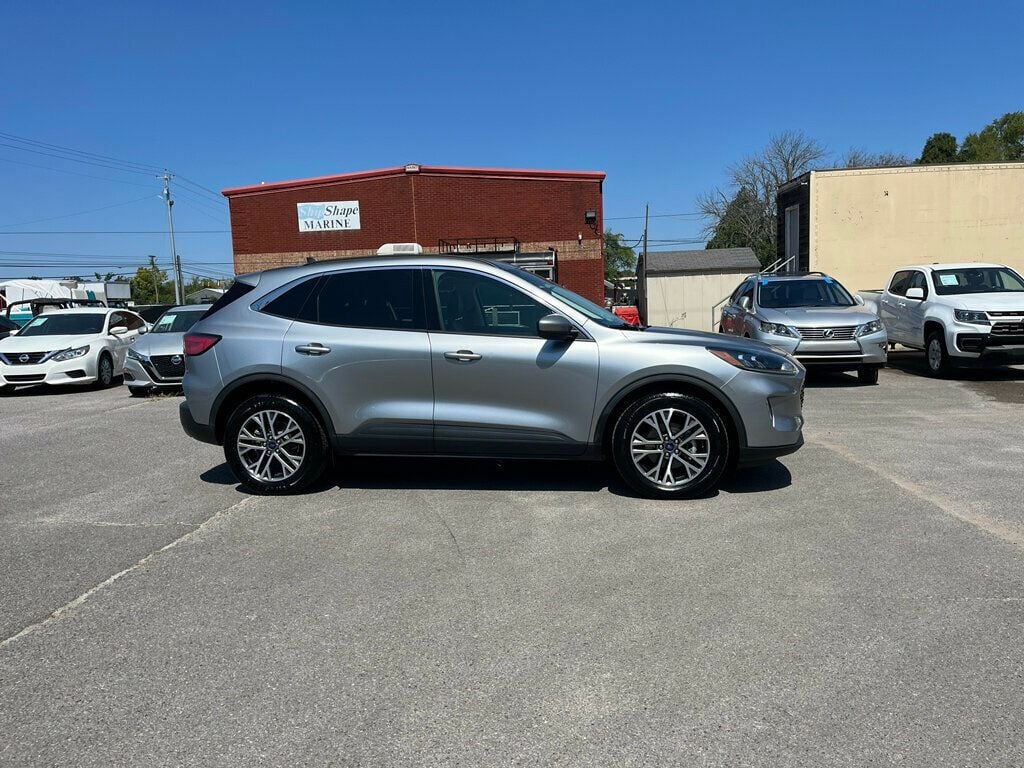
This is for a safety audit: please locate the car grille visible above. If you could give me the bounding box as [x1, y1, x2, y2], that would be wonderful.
[796, 326, 858, 340]
[990, 321, 1024, 345]
[149, 354, 186, 380]
[987, 311, 1024, 318]
[0, 351, 48, 365]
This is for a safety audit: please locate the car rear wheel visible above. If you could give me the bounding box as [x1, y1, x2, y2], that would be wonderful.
[858, 366, 879, 385]
[611, 392, 729, 500]
[926, 331, 950, 376]
[224, 394, 328, 495]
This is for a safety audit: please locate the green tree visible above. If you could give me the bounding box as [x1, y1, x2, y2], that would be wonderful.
[918, 132, 958, 164]
[131, 264, 173, 305]
[604, 230, 637, 280]
[704, 188, 773, 264]
[959, 112, 1024, 162]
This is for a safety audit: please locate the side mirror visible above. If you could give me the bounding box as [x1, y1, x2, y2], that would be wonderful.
[138, 325, 149, 335]
[110, 326, 128, 336]
[854, 295, 865, 305]
[537, 314, 577, 341]
[738, 296, 752, 311]
[905, 287, 925, 301]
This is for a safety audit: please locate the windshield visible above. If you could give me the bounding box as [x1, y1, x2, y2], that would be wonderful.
[758, 278, 855, 308]
[151, 310, 204, 333]
[498, 264, 637, 329]
[16, 313, 106, 337]
[931, 267, 1024, 295]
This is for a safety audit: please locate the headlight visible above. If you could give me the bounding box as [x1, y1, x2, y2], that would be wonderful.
[856, 319, 885, 337]
[51, 345, 90, 362]
[708, 347, 799, 375]
[953, 309, 990, 325]
[759, 321, 799, 338]
[127, 347, 148, 361]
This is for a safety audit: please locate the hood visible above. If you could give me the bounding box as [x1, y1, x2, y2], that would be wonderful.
[0, 333, 101, 354]
[629, 325, 781, 354]
[948, 292, 1024, 312]
[758, 305, 877, 327]
[130, 331, 186, 357]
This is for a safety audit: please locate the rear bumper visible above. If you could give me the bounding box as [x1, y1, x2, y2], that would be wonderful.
[737, 434, 804, 466]
[179, 401, 218, 445]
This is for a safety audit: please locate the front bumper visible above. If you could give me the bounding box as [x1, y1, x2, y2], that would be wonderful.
[722, 366, 805, 458]
[123, 356, 185, 389]
[753, 329, 888, 368]
[0, 357, 96, 386]
[952, 323, 1024, 364]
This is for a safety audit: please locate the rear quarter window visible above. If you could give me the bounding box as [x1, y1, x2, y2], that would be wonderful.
[202, 281, 256, 318]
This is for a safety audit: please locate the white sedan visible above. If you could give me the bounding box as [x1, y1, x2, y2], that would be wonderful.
[0, 308, 146, 391]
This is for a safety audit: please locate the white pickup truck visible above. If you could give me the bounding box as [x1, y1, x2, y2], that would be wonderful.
[858, 263, 1024, 375]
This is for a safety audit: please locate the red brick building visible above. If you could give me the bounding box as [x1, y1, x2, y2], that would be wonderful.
[222, 163, 607, 303]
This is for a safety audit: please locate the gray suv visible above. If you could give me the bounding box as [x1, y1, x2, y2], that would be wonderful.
[179, 256, 805, 499]
[719, 272, 887, 384]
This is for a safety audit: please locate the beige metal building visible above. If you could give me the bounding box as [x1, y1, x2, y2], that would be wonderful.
[777, 162, 1024, 292]
[637, 248, 760, 331]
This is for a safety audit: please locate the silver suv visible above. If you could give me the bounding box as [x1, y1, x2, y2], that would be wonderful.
[718, 272, 887, 384]
[179, 256, 805, 499]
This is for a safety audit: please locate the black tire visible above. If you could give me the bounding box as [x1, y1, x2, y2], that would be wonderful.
[611, 391, 730, 500]
[858, 366, 879, 385]
[223, 394, 329, 495]
[95, 353, 115, 388]
[925, 331, 950, 377]
[129, 386, 151, 398]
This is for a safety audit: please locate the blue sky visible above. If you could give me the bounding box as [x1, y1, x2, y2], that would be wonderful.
[1, 0, 1021, 281]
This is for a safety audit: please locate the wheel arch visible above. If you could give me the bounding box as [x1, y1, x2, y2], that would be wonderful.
[211, 374, 335, 445]
[593, 374, 746, 458]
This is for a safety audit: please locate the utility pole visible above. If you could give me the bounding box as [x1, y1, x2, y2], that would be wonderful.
[642, 203, 649, 268]
[162, 172, 184, 304]
[148, 255, 161, 303]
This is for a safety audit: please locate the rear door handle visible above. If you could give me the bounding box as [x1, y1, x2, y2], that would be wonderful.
[295, 343, 331, 356]
[444, 350, 482, 362]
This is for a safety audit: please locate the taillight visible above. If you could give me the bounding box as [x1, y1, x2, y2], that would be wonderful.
[183, 333, 222, 356]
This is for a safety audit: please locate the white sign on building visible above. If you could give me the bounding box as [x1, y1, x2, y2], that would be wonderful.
[297, 201, 361, 232]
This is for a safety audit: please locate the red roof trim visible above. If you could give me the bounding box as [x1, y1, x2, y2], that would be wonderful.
[222, 164, 606, 197]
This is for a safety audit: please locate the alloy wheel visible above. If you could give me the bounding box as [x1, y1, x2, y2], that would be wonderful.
[928, 338, 943, 371]
[236, 410, 306, 482]
[629, 408, 710, 489]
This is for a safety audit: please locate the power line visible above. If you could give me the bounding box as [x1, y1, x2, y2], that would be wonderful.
[0, 131, 163, 174]
[0, 141, 158, 176]
[0, 155, 157, 188]
[175, 174, 228, 205]
[606, 211, 705, 221]
[0, 230, 229, 235]
[0, 194, 159, 229]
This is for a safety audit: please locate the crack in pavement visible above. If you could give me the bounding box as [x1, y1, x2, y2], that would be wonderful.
[807, 436, 1024, 550]
[0, 495, 257, 649]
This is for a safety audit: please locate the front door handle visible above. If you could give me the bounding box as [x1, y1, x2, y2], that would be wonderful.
[444, 350, 482, 362]
[295, 343, 331, 356]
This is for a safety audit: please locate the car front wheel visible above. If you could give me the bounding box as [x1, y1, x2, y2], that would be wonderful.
[95, 353, 115, 388]
[926, 331, 950, 376]
[611, 391, 729, 500]
[224, 394, 329, 494]
[858, 366, 879, 385]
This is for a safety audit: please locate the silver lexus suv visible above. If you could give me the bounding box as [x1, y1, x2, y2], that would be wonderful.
[718, 272, 887, 384]
[179, 255, 805, 499]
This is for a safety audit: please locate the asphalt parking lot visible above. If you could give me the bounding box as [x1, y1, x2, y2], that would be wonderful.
[2, 357, 1023, 767]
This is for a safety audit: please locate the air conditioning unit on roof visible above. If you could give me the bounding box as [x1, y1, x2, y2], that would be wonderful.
[376, 243, 423, 255]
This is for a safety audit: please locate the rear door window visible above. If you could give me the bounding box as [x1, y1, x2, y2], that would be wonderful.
[309, 269, 424, 330]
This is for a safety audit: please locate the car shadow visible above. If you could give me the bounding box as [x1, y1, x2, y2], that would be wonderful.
[802, 369, 866, 388]
[0, 381, 120, 396]
[200, 456, 793, 500]
[885, 350, 1024, 381]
